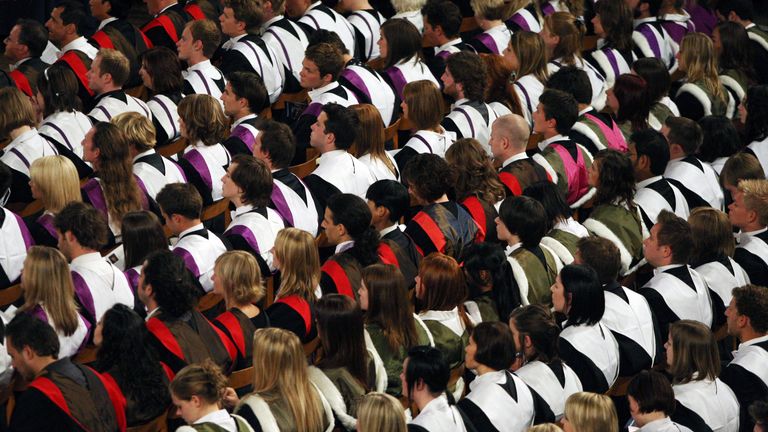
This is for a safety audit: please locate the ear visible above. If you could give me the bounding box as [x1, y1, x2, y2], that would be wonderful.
[21, 345, 35, 361]
[263, 0, 273, 12]
[171, 213, 184, 225]
[336, 222, 348, 239]
[190, 395, 203, 408]
[64, 230, 76, 244]
[637, 154, 650, 171]
[320, 73, 333, 86]
[193, 38, 204, 52]
[728, 10, 738, 22]
[552, 35, 560, 45]
[414, 378, 426, 392]
[746, 207, 759, 226]
[64, 22, 77, 36]
[523, 334, 533, 350]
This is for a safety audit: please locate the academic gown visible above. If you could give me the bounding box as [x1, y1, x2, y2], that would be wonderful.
[558, 321, 620, 394]
[720, 335, 768, 432]
[456, 370, 536, 432]
[733, 229, 768, 287]
[172, 225, 230, 293]
[0, 207, 33, 290]
[514, 360, 582, 420]
[269, 168, 319, 236]
[671, 378, 740, 432]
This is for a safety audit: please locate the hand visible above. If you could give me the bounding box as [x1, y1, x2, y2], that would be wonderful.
[222, 387, 239, 409]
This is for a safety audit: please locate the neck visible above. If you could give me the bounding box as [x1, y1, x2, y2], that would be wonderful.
[373, 219, 395, 232]
[31, 356, 57, 378]
[635, 170, 653, 182]
[434, 34, 451, 46]
[414, 391, 438, 411]
[59, 34, 79, 48]
[144, 297, 159, 314]
[635, 411, 667, 427]
[670, 148, 687, 160]
[542, 129, 559, 140]
[227, 296, 260, 316]
[739, 329, 767, 344]
[346, 0, 371, 10]
[228, 30, 247, 38]
[187, 55, 207, 67]
[99, 84, 121, 95]
[741, 222, 765, 233]
[176, 219, 202, 235]
[69, 246, 96, 262]
[233, 109, 253, 122]
[194, 405, 221, 423]
[475, 364, 495, 376]
[9, 125, 32, 140]
[506, 233, 521, 247]
[263, 10, 276, 21]
[232, 196, 246, 208]
[342, 54, 353, 63]
[578, 103, 590, 112]
[337, 235, 353, 245]
[478, 18, 502, 31]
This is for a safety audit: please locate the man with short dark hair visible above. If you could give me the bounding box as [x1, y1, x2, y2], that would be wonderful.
[87, 48, 152, 122]
[366, 179, 420, 266]
[141, 0, 191, 51]
[628, 0, 676, 70]
[662, 116, 724, 210]
[178, 19, 226, 100]
[531, 89, 595, 207]
[5, 19, 50, 98]
[639, 210, 714, 337]
[155, 183, 230, 292]
[220, 71, 268, 156]
[722, 284, 768, 432]
[421, 0, 472, 79]
[6, 314, 126, 431]
[717, 0, 768, 85]
[258, 0, 312, 94]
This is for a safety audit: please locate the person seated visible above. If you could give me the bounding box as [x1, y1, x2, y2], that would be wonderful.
[139, 250, 236, 373]
[141, 0, 191, 51]
[5, 19, 50, 98]
[531, 89, 594, 208]
[156, 183, 229, 293]
[457, 322, 537, 431]
[403, 154, 478, 259]
[379, 19, 439, 104]
[463, 242, 522, 323]
[254, 120, 319, 236]
[553, 265, 620, 394]
[674, 33, 735, 120]
[350, 104, 399, 182]
[140, 47, 184, 147]
[585, 0, 633, 90]
[171, 361, 253, 431]
[177, 94, 232, 206]
[666, 320, 740, 432]
[303, 103, 373, 215]
[0, 87, 57, 205]
[509, 305, 582, 421]
[390, 0, 427, 31]
[628, 0, 676, 70]
[403, 346, 469, 432]
[212, 251, 269, 371]
[715, 22, 755, 116]
[632, 57, 680, 129]
[54, 202, 134, 326]
[717, 0, 768, 85]
[114, 112, 187, 201]
[505, 31, 548, 127]
[421, 0, 473, 80]
[120, 211, 169, 292]
[491, 114, 549, 196]
[366, 180, 421, 268]
[639, 211, 714, 338]
[497, 195, 562, 306]
[222, 155, 284, 273]
[575, 237, 660, 377]
[357, 393, 408, 432]
[562, 393, 619, 432]
[629, 129, 690, 233]
[505, 0, 542, 33]
[720, 153, 765, 211]
[220, 72, 268, 157]
[178, 20, 226, 101]
[730, 179, 768, 287]
[337, 0, 384, 62]
[291, 43, 359, 165]
[290, 0, 356, 55]
[627, 370, 695, 432]
[482, 52, 522, 118]
[87, 49, 151, 123]
[5, 314, 126, 431]
[698, 115, 742, 175]
[265, 228, 319, 343]
[229, 328, 333, 431]
[93, 304, 171, 427]
[25, 156, 82, 247]
[217, 0, 282, 104]
[467, 0, 511, 55]
[258, 0, 311, 94]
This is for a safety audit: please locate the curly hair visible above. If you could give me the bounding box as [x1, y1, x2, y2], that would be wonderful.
[143, 250, 198, 318]
[177, 94, 229, 146]
[445, 138, 505, 203]
[593, 149, 637, 213]
[446, 51, 487, 101]
[402, 153, 454, 202]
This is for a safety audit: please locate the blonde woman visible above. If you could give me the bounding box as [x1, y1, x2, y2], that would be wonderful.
[27, 155, 82, 247]
[18, 246, 89, 358]
[528, 425, 562, 432]
[562, 392, 618, 432]
[357, 393, 407, 432]
[675, 32, 735, 121]
[505, 0, 542, 33]
[177, 93, 231, 205]
[351, 104, 398, 181]
[212, 251, 268, 371]
[229, 328, 333, 432]
[468, 0, 512, 55]
[265, 228, 320, 343]
[503, 31, 549, 126]
[112, 112, 186, 200]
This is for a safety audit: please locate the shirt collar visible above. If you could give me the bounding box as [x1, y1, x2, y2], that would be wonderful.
[187, 59, 212, 72]
[234, 203, 255, 216]
[262, 15, 283, 32]
[71, 251, 104, 266]
[379, 224, 399, 237]
[634, 17, 658, 26]
[578, 106, 594, 116]
[335, 240, 354, 254]
[452, 98, 470, 109]
[59, 36, 90, 55]
[10, 57, 31, 71]
[538, 134, 568, 151]
[98, 17, 118, 30]
[637, 175, 663, 189]
[738, 334, 768, 350]
[156, 2, 177, 16]
[502, 152, 528, 167]
[178, 223, 205, 239]
[653, 263, 685, 275]
[132, 149, 156, 163]
[145, 307, 161, 321]
[232, 113, 257, 129]
[194, 409, 233, 426]
[434, 38, 463, 54]
[307, 1, 322, 11]
[308, 81, 339, 100]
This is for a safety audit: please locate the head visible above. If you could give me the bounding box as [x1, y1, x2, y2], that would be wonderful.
[626, 370, 676, 425]
[465, 322, 515, 371]
[632, 57, 671, 104]
[89, 0, 132, 20]
[714, 22, 754, 78]
[87, 49, 130, 94]
[482, 53, 523, 114]
[523, 180, 572, 226]
[575, 236, 621, 285]
[608, 74, 650, 131]
[729, 179, 768, 230]
[366, 180, 410, 227]
[644, 210, 693, 267]
[533, 89, 578, 136]
[489, 114, 530, 160]
[402, 80, 444, 130]
[221, 154, 273, 207]
[177, 94, 229, 146]
[750, 400, 768, 432]
[0, 87, 36, 138]
[254, 120, 296, 169]
[678, 32, 719, 82]
[445, 138, 505, 203]
[220, 0, 262, 36]
[111, 111, 157, 153]
[416, 253, 466, 311]
[508, 304, 560, 365]
[563, 392, 618, 432]
[139, 47, 184, 93]
[140, 250, 198, 317]
[380, 19, 423, 68]
[592, 0, 633, 51]
[628, 128, 669, 179]
[94, 303, 149, 353]
[213, 251, 265, 304]
[421, 0, 462, 45]
[178, 20, 221, 61]
[743, 85, 768, 142]
[322, 193, 373, 246]
[357, 393, 407, 432]
[156, 183, 204, 233]
[443, 51, 487, 101]
[307, 29, 349, 56]
[5, 19, 48, 62]
[720, 153, 765, 197]
[401, 345, 450, 401]
[666, 320, 720, 383]
[121, 211, 167, 269]
[29, 156, 81, 213]
[726, 284, 768, 340]
[546, 66, 592, 106]
[310, 103, 358, 152]
[272, 228, 320, 300]
[542, 12, 585, 62]
[20, 246, 79, 337]
[591, 149, 636, 208]
[497, 195, 547, 248]
[6, 313, 60, 381]
[300, 43, 343, 89]
[687, 207, 735, 265]
[552, 264, 604, 325]
[46, 1, 88, 47]
[54, 201, 109, 259]
[505, 31, 549, 82]
[716, 0, 754, 23]
[170, 361, 228, 424]
[350, 104, 386, 158]
[315, 294, 368, 383]
[221, 71, 268, 117]
[35, 63, 81, 117]
[402, 153, 454, 205]
[470, 0, 506, 20]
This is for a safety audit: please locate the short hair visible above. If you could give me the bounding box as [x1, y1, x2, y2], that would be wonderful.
[177, 94, 229, 146]
[664, 116, 703, 155]
[366, 180, 410, 223]
[668, 320, 720, 383]
[627, 370, 676, 416]
[170, 360, 228, 404]
[508, 304, 561, 363]
[403, 80, 444, 130]
[111, 111, 156, 152]
[304, 43, 344, 81]
[227, 71, 268, 112]
[539, 89, 578, 134]
[257, 120, 295, 169]
[470, 322, 515, 371]
[654, 210, 693, 264]
[737, 179, 768, 226]
[560, 265, 605, 326]
[156, 183, 203, 220]
[380, 19, 424, 69]
[421, 0, 462, 38]
[498, 195, 547, 248]
[445, 51, 487, 101]
[629, 128, 669, 176]
[749, 400, 768, 429]
[215, 251, 264, 304]
[493, 114, 530, 150]
[97, 48, 130, 87]
[224, 0, 263, 30]
[307, 29, 348, 55]
[357, 393, 407, 432]
[405, 345, 450, 396]
[402, 153, 454, 202]
[731, 285, 768, 333]
[230, 155, 273, 207]
[322, 103, 358, 150]
[57, 0, 89, 36]
[563, 392, 618, 432]
[101, 0, 132, 19]
[36, 63, 81, 117]
[143, 250, 198, 317]
[140, 47, 184, 94]
[576, 236, 620, 285]
[6, 313, 60, 358]
[0, 87, 36, 137]
[720, 152, 765, 189]
[54, 201, 109, 250]
[470, 0, 506, 20]
[523, 180, 572, 226]
[546, 66, 592, 105]
[186, 20, 221, 59]
[15, 19, 48, 58]
[687, 208, 735, 265]
[29, 156, 82, 214]
[632, 57, 671, 104]
[716, 0, 754, 21]
[613, 74, 650, 132]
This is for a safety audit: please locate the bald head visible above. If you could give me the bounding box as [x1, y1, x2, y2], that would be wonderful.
[490, 114, 530, 160]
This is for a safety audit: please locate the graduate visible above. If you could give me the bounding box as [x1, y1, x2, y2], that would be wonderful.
[87, 49, 151, 123]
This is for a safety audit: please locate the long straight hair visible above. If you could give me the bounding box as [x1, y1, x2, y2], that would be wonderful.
[362, 264, 419, 352]
[351, 104, 397, 178]
[509, 31, 549, 83]
[681, 33, 727, 107]
[273, 228, 320, 302]
[418, 253, 473, 331]
[315, 294, 370, 389]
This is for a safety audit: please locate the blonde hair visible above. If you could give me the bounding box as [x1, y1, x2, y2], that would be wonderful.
[214, 251, 264, 305]
[509, 31, 549, 83]
[0, 87, 36, 137]
[273, 228, 320, 302]
[177, 94, 229, 146]
[391, 0, 426, 13]
[528, 424, 562, 432]
[543, 12, 585, 64]
[170, 359, 228, 405]
[96, 48, 130, 87]
[738, 179, 768, 226]
[111, 112, 157, 152]
[19, 246, 80, 336]
[357, 392, 407, 432]
[563, 392, 618, 432]
[29, 156, 82, 213]
[680, 33, 727, 108]
[471, 0, 507, 20]
[247, 328, 326, 431]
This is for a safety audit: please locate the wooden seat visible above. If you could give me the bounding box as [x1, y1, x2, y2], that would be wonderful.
[264, 276, 275, 308]
[384, 117, 401, 149]
[18, 200, 43, 218]
[582, 35, 599, 52]
[125, 84, 149, 101]
[304, 337, 321, 359]
[126, 412, 168, 432]
[259, 106, 272, 119]
[367, 57, 386, 71]
[157, 137, 188, 159]
[197, 291, 223, 313]
[288, 156, 318, 179]
[0, 285, 22, 308]
[229, 366, 255, 393]
[272, 90, 308, 111]
[606, 376, 633, 397]
[201, 198, 232, 227]
[527, 133, 544, 151]
[73, 345, 99, 365]
[460, 16, 479, 34]
[448, 364, 466, 399]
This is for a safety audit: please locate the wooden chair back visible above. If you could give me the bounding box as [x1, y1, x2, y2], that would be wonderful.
[0, 285, 23, 308]
[272, 90, 308, 111]
[288, 156, 318, 179]
[126, 412, 168, 432]
[228, 366, 255, 393]
[197, 291, 223, 313]
[18, 200, 43, 218]
[384, 117, 401, 149]
[201, 198, 232, 228]
[157, 137, 188, 159]
[73, 345, 99, 365]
